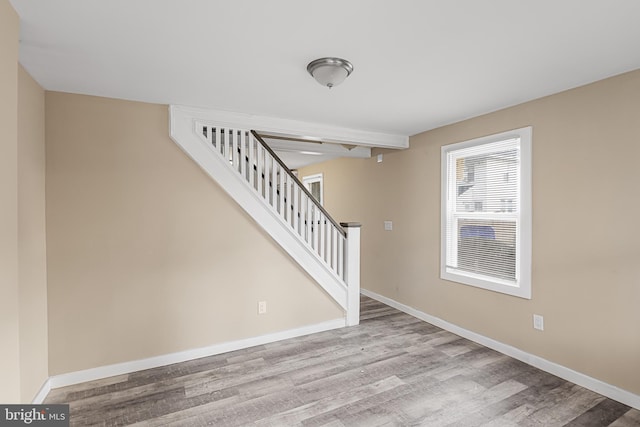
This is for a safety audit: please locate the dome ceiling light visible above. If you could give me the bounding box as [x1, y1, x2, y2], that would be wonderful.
[306, 57, 354, 88]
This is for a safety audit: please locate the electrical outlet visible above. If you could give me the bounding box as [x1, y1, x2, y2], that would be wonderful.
[533, 314, 544, 331]
[258, 301, 267, 315]
[384, 221, 393, 231]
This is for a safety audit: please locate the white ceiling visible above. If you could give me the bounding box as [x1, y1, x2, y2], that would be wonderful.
[11, 0, 640, 140]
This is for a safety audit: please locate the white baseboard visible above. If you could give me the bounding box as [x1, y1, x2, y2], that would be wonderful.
[49, 318, 346, 390]
[361, 288, 640, 411]
[31, 378, 51, 404]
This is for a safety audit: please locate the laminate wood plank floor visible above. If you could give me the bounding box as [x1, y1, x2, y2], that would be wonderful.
[46, 297, 640, 426]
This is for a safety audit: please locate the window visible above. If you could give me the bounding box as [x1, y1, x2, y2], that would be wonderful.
[302, 173, 323, 205]
[441, 127, 532, 299]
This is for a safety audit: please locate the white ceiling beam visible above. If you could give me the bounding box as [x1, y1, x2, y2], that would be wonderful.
[170, 105, 409, 149]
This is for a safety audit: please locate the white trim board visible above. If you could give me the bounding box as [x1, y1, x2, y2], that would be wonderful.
[31, 378, 51, 404]
[360, 288, 640, 411]
[170, 105, 408, 149]
[48, 318, 346, 390]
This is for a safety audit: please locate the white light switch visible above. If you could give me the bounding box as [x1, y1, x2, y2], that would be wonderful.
[377, 154, 383, 163]
[384, 221, 393, 231]
[258, 301, 267, 314]
[533, 314, 544, 331]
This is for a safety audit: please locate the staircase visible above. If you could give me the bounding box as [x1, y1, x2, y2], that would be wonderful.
[169, 106, 360, 326]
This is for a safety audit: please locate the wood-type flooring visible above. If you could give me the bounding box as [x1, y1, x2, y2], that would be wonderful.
[45, 296, 640, 426]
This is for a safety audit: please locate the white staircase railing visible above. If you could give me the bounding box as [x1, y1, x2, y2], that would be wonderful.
[201, 125, 347, 281]
[169, 106, 360, 325]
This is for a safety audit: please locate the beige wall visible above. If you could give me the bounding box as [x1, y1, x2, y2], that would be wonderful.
[0, 0, 21, 403]
[18, 65, 48, 402]
[299, 69, 640, 395]
[45, 92, 343, 375]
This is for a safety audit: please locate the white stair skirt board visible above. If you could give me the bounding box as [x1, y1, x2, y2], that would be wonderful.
[169, 106, 350, 314]
[360, 289, 640, 411]
[49, 318, 346, 390]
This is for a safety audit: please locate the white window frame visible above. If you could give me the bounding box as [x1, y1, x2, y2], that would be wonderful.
[302, 173, 324, 206]
[440, 127, 532, 299]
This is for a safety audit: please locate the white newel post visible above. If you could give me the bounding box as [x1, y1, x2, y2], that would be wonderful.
[341, 222, 361, 326]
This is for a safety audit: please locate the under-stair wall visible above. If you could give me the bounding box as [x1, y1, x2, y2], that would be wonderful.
[169, 105, 361, 326]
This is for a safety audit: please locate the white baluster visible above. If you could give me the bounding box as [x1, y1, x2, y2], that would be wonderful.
[270, 158, 276, 208]
[249, 133, 255, 189]
[293, 185, 299, 233]
[338, 234, 344, 280]
[273, 163, 279, 213]
[280, 173, 291, 224]
[241, 130, 245, 176]
[224, 128, 228, 157]
[266, 157, 272, 205]
[265, 152, 271, 203]
[292, 181, 298, 230]
[309, 202, 315, 249]
[264, 155, 270, 204]
[300, 189, 306, 237]
[247, 132, 252, 183]
[287, 175, 293, 223]
[306, 198, 311, 246]
[207, 126, 213, 147]
[304, 194, 311, 246]
[228, 129, 233, 161]
[235, 130, 242, 179]
[265, 155, 270, 204]
[220, 128, 231, 162]
[332, 228, 338, 273]
[303, 194, 310, 240]
[265, 154, 271, 203]
[324, 221, 331, 265]
[306, 196, 312, 245]
[312, 207, 319, 252]
[256, 145, 263, 197]
[319, 214, 326, 261]
[229, 128, 234, 168]
[215, 127, 221, 153]
[279, 169, 286, 220]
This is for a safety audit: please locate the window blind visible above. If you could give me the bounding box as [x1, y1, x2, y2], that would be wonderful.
[445, 138, 520, 283]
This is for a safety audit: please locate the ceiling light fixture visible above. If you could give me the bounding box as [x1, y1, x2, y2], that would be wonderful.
[307, 57, 354, 88]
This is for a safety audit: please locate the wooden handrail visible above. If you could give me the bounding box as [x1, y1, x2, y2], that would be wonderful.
[250, 130, 346, 238]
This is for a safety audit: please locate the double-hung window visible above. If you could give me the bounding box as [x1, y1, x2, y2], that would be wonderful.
[441, 127, 532, 299]
[302, 173, 324, 205]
